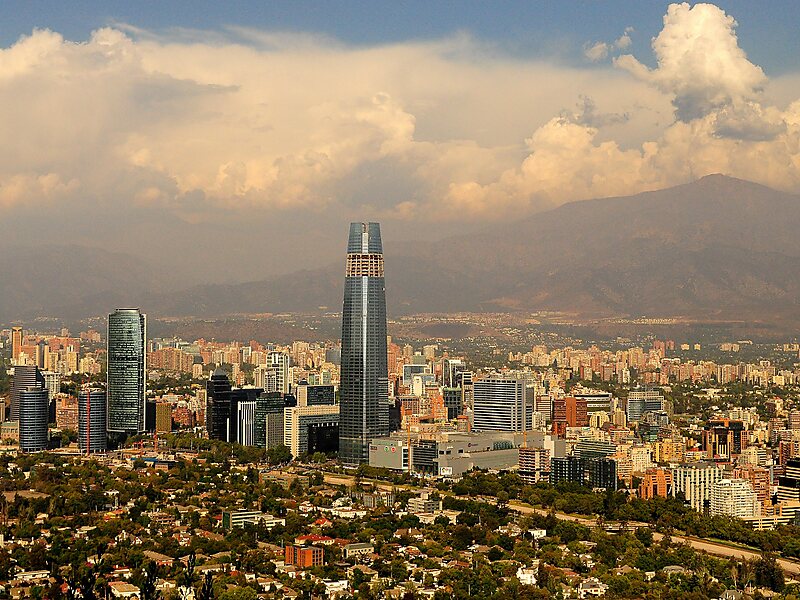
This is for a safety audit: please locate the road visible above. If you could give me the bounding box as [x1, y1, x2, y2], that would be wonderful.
[320, 471, 800, 575]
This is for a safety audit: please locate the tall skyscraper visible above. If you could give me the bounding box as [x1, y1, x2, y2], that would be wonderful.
[19, 387, 49, 452]
[339, 222, 389, 465]
[206, 368, 233, 441]
[79, 389, 107, 454]
[11, 365, 45, 421]
[107, 308, 146, 434]
[10, 327, 23, 364]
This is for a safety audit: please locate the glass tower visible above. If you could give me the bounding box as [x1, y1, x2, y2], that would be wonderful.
[107, 308, 146, 434]
[339, 222, 389, 465]
[19, 387, 48, 452]
[79, 389, 107, 454]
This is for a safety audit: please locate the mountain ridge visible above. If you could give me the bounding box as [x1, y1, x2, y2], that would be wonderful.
[3, 174, 800, 325]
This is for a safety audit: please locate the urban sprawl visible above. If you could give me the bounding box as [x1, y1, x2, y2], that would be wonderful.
[2, 224, 800, 599]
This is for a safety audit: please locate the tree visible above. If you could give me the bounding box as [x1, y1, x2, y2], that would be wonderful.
[218, 588, 256, 600]
[141, 561, 160, 600]
[267, 445, 292, 465]
[199, 572, 214, 600]
[754, 554, 785, 592]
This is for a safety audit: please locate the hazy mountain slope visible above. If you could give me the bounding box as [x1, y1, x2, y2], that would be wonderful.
[3, 175, 800, 324]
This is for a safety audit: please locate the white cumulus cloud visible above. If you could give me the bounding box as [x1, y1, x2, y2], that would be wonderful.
[0, 2, 799, 237]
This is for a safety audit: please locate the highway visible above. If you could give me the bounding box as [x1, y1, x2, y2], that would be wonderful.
[319, 471, 800, 575]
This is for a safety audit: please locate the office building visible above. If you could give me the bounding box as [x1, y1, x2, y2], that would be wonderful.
[155, 403, 172, 433]
[10, 365, 45, 421]
[370, 430, 524, 477]
[711, 479, 759, 519]
[626, 389, 665, 423]
[443, 387, 463, 420]
[78, 389, 107, 454]
[778, 459, 800, 502]
[107, 309, 146, 434]
[237, 400, 256, 446]
[553, 396, 588, 429]
[284, 404, 340, 457]
[442, 358, 467, 388]
[255, 392, 286, 449]
[19, 387, 48, 452]
[206, 368, 233, 441]
[702, 418, 746, 461]
[573, 389, 614, 414]
[296, 382, 335, 407]
[587, 457, 617, 490]
[472, 377, 532, 432]
[11, 326, 23, 364]
[339, 222, 389, 465]
[205, 368, 262, 444]
[221, 510, 285, 530]
[550, 456, 584, 485]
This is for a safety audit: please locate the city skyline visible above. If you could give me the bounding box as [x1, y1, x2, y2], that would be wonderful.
[3, 3, 800, 596]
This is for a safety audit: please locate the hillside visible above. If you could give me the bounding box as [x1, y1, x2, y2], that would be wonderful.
[3, 175, 800, 325]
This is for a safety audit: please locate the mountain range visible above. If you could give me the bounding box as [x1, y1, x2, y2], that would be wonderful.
[3, 174, 800, 326]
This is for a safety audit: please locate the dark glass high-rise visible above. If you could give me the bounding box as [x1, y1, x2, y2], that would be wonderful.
[10, 365, 45, 421]
[19, 387, 48, 452]
[339, 222, 389, 465]
[107, 308, 146, 434]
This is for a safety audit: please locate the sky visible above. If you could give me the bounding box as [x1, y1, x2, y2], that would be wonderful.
[2, 2, 800, 283]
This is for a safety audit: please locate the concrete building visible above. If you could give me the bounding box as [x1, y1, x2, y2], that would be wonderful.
[284, 404, 340, 458]
[369, 430, 527, 477]
[639, 468, 673, 500]
[711, 478, 759, 519]
[472, 376, 533, 432]
[573, 389, 613, 414]
[408, 492, 441, 513]
[285, 545, 324, 568]
[221, 510, 285, 530]
[519, 447, 551, 484]
[672, 462, 723, 512]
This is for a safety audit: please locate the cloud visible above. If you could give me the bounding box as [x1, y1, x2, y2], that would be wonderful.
[584, 27, 634, 62]
[584, 42, 609, 62]
[1, 2, 800, 248]
[434, 2, 800, 219]
[615, 3, 765, 121]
